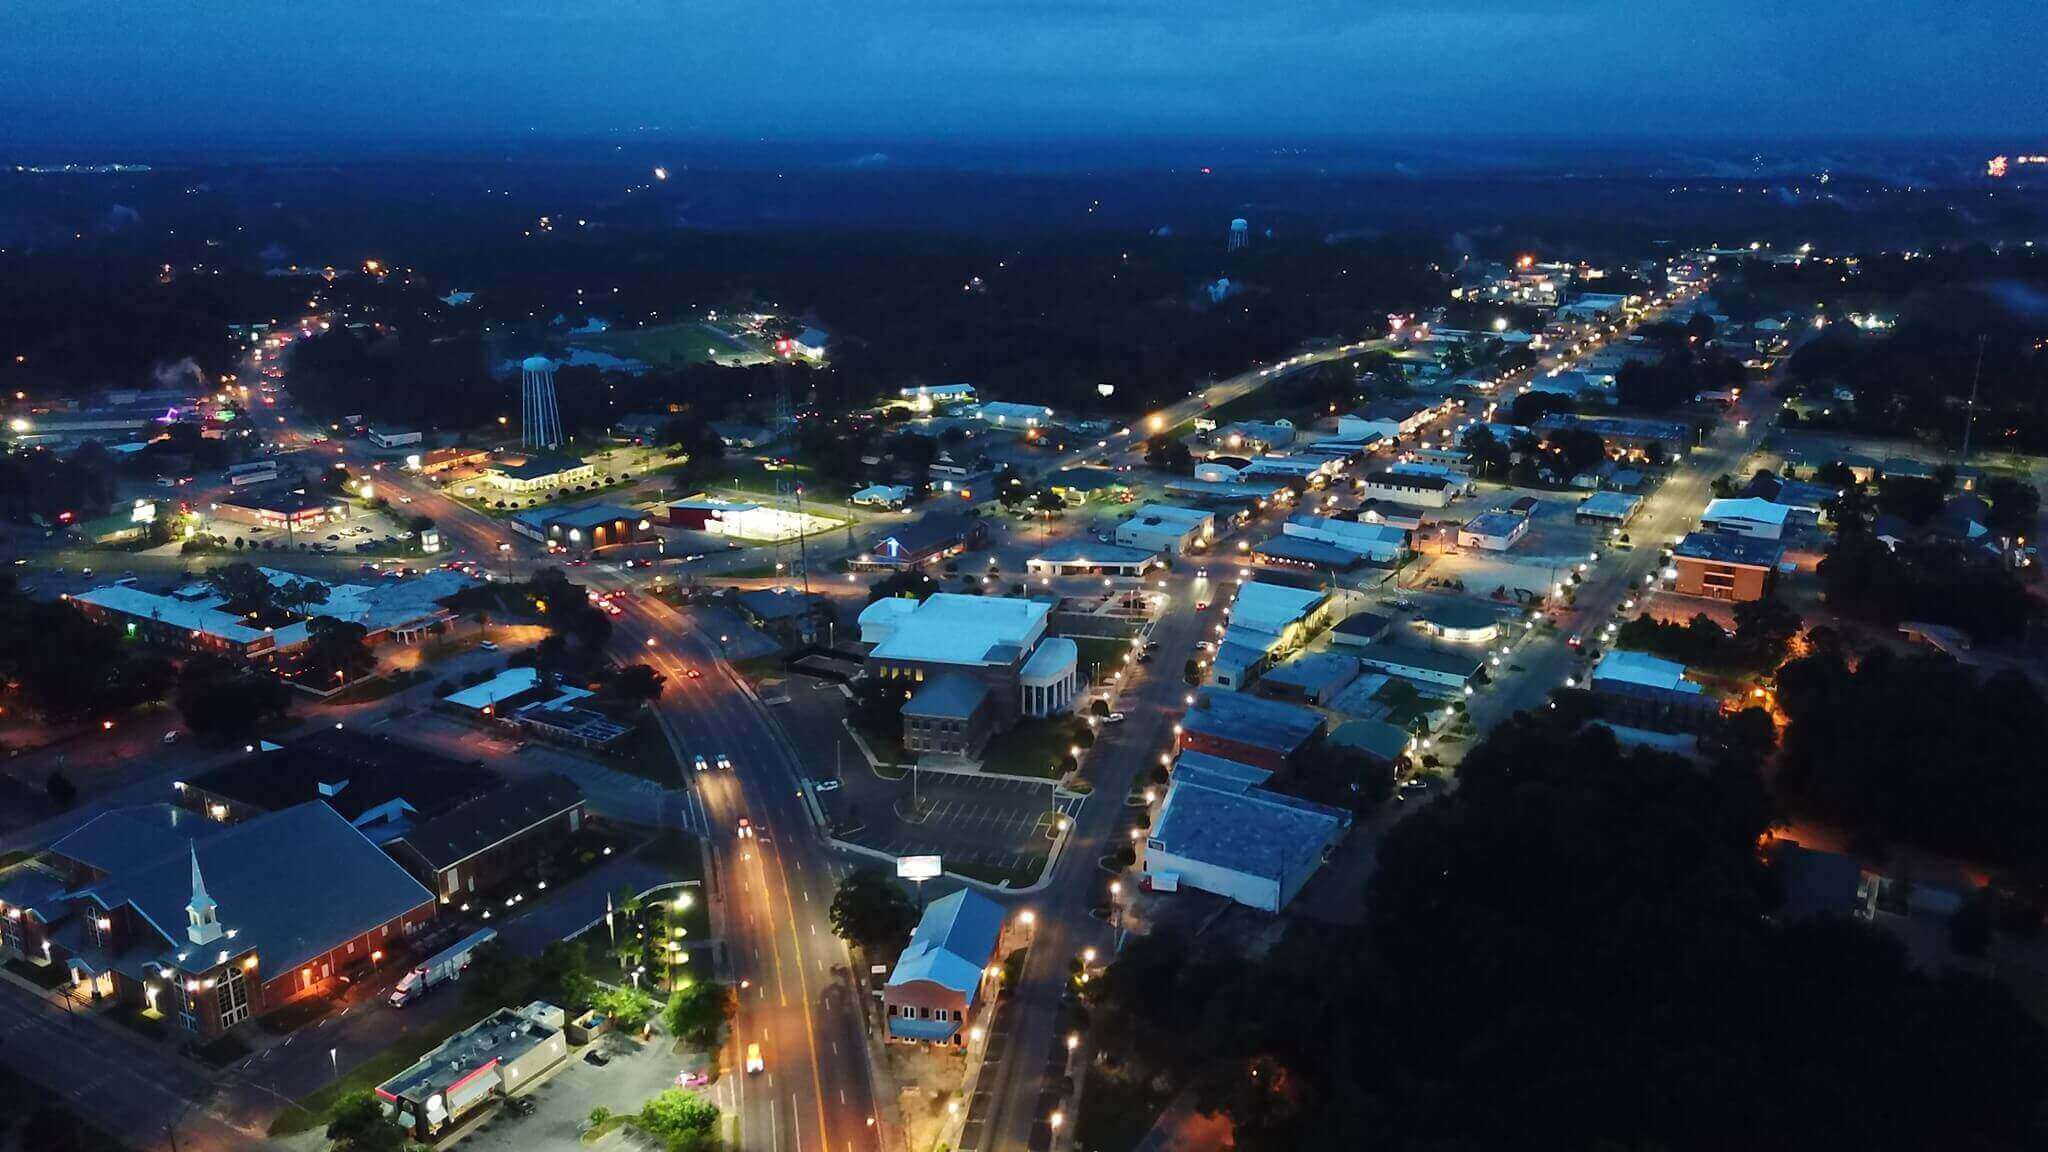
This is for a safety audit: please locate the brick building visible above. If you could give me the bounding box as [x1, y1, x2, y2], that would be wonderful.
[23, 803, 435, 1037]
[883, 889, 1006, 1045]
[388, 774, 587, 904]
[1671, 532, 1782, 602]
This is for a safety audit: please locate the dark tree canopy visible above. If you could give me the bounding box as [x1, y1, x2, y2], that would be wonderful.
[1089, 712, 2048, 1152]
[1777, 644, 2048, 875]
[828, 868, 919, 959]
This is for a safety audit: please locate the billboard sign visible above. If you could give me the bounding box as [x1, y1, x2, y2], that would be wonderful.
[896, 855, 943, 881]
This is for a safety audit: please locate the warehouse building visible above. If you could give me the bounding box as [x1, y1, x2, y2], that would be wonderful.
[1456, 510, 1530, 552]
[1114, 503, 1215, 555]
[1142, 761, 1349, 913]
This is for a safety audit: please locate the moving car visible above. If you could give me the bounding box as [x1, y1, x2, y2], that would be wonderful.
[813, 779, 841, 793]
[1102, 712, 1126, 724]
[745, 1044, 765, 1074]
[693, 754, 710, 773]
[736, 818, 754, 839]
[716, 753, 732, 771]
[683, 668, 703, 679]
[479, 640, 498, 652]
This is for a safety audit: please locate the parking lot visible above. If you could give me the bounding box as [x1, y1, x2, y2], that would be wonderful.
[1404, 483, 1632, 602]
[771, 674, 1074, 887]
[831, 768, 1074, 887]
[456, 1027, 716, 1152]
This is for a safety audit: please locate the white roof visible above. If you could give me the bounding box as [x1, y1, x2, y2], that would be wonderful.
[1126, 503, 1211, 527]
[1020, 637, 1078, 687]
[851, 484, 912, 502]
[1592, 649, 1703, 694]
[866, 594, 1051, 666]
[976, 401, 1054, 422]
[1701, 497, 1790, 526]
[259, 567, 474, 633]
[443, 667, 542, 710]
[71, 585, 275, 645]
[1229, 581, 1326, 636]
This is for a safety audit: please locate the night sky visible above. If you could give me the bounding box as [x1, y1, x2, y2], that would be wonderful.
[5, 0, 2044, 146]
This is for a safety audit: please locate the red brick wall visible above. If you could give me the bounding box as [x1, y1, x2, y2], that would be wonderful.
[1673, 557, 1769, 602]
[1177, 730, 1289, 774]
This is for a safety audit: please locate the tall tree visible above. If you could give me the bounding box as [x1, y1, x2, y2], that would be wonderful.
[829, 868, 919, 959]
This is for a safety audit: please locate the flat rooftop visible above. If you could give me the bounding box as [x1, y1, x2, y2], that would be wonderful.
[1152, 776, 1346, 883]
[1180, 688, 1322, 754]
[1673, 532, 1784, 568]
[379, 1005, 561, 1104]
[865, 593, 1050, 667]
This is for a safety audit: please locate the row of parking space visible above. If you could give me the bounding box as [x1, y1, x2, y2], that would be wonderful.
[841, 823, 1050, 878]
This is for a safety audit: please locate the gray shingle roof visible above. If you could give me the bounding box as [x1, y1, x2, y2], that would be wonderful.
[390, 774, 585, 872]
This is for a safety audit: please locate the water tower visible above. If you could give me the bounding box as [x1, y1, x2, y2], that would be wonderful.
[520, 356, 563, 450]
[1228, 218, 1249, 252]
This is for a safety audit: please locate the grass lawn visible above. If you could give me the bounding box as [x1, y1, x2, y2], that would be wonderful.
[636, 827, 707, 887]
[1075, 1062, 1174, 1152]
[980, 717, 1079, 779]
[108, 1004, 168, 1042]
[320, 671, 420, 707]
[5, 956, 69, 990]
[567, 322, 755, 369]
[612, 720, 686, 785]
[269, 1012, 472, 1136]
[258, 995, 334, 1035]
[947, 856, 1046, 889]
[709, 456, 853, 505]
[728, 655, 786, 682]
[1070, 636, 1136, 686]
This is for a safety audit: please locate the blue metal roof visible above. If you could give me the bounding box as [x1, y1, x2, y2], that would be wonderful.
[886, 889, 1004, 1002]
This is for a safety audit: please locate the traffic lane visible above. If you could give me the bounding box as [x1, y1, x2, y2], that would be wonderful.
[627, 611, 875, 1152]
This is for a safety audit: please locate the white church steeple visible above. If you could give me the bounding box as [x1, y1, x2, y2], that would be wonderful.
[186, 843, 222, 946]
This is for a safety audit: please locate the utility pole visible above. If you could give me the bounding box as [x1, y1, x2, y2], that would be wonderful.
[1960, 334, 1987, 466]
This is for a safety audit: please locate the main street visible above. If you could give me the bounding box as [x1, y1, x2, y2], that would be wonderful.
[605, 592, 883, 1152]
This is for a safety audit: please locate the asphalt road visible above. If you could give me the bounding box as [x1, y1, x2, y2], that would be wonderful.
[605, 594, 884, 1152]
[0, 977, 252, 1152]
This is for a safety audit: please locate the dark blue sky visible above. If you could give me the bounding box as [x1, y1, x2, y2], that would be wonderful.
[4, 0, 2043, 147]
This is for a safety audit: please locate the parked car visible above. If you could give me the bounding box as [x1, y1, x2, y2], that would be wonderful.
[479, 641, 499, 652]
[813, 780, 841, 793]
[584, 1050, 611, 1067]
[676, 1070, 711, 1088]
[505, 1096, 536, 1117]
[1102, 712, 1126, 724]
